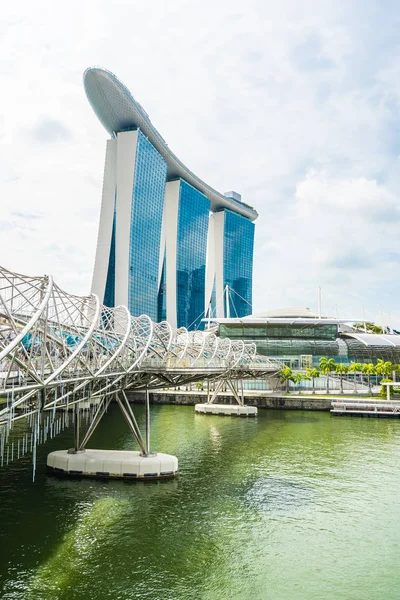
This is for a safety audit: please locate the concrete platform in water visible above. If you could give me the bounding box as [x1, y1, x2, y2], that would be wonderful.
[195, 403, 257, 416]
[47, 449, 178, 479]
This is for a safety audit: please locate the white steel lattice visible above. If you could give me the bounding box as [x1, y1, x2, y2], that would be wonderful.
[0, 266, 278, 429]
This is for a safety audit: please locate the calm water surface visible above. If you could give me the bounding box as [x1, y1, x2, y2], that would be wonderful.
[1, 405, 400, 600]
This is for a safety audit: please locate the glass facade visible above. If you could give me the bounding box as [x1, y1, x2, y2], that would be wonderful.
[218, 322, 344, 364]
[128, 130, 167, 320]
[222, 209, 254, 317]
[210, 275, 217, 317]
[176, 180, 210, 329]
[217, 320, 400, 366]
[98, 133, 257, 326]
[219, 323, 338, 340]
[103, 209, 116, 308]
[345, 338, 400, 364]
[157, 251, 166, 322]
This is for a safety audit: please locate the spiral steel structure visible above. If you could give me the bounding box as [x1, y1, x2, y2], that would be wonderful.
[0, 266, 277, 428]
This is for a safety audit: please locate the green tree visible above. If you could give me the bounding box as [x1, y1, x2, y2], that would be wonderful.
[353, 322, 385, 334]
[379, 378, 393, 399]
[319, 357, 336, 394]
[335, 363, 349, 394]
[393, 364, 400, 380]
[293, 372, 305, 389]
[375, 359, 393, 380]
[362, 363, 376, 395]
[305, 367, 320, 394]
[348, 362, 362, 393]
[279, 366, 295, 393]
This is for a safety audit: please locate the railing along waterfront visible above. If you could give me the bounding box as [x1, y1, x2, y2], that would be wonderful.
[331, 397, 400, 416]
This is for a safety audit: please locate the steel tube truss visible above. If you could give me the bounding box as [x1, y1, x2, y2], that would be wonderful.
[0, 266, 278, 466]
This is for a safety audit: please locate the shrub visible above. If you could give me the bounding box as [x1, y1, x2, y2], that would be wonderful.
[379, 379, 393, 398]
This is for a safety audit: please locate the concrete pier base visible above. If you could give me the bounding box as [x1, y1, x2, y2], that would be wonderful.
[195, 403, 257, 416]
[47, 449, 178, 479]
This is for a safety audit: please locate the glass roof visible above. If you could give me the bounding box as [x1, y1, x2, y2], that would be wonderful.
[342, 333, 400, 347]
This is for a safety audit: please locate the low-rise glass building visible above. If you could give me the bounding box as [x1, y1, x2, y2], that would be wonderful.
[206, 308, 400, 366]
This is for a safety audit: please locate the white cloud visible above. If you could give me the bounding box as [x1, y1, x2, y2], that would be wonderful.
[1, 0, 400, 326]
[295, 171, 400, 220]
[254, 168, 400, 324]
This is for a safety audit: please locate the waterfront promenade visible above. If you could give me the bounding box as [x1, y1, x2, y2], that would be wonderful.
[128, 387, 383, 409]
[129, 388, 333, 410]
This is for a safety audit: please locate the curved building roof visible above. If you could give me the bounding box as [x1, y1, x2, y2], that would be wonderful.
[83, 67, 258, 221]
[342, 332, 400, 347]
[248, 307, 322, 319]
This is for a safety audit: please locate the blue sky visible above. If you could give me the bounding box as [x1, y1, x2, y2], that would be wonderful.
[1, 0, 400, 327]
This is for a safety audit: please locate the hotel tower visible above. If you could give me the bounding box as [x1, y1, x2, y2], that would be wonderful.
[84, 67, 257, 329]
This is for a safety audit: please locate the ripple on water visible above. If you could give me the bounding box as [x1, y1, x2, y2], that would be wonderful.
[244, 475, 313, 514]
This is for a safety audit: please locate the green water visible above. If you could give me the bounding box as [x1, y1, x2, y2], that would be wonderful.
[1, 405, 400, 600]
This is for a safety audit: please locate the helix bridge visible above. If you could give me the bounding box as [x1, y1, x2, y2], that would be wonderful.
[0, 266, 278, 479]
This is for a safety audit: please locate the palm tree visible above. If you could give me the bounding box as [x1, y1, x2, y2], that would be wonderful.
[393, 364, 400, 384]
[305, 367, 320, 394]
[353, 322, 383, 334]
[376, 359, 393, 380]
[319, 357, 336, 394]
[374, 360, 394, 397]
[335, 363, 349, 394]
[279, 366, 295, 393]
[362, 363, 376, 395]
[348, 362, 362, 393]
[293, 372, 305, 391]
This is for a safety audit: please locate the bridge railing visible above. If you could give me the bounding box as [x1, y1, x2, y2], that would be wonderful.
[0, 265, 278, 424]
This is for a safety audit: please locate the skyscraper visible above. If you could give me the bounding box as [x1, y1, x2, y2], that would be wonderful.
[84, 67, 258, 328]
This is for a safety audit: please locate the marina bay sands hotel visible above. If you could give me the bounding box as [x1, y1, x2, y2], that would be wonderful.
[84, 67, 257, 329]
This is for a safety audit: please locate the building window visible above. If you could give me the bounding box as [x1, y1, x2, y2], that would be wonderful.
[223, 210, 254, 317]
[128, 130, 167, 321]
[176, 179, 210, 329]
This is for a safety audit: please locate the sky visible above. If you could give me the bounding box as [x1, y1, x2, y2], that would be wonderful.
[1, 0, 400, 327]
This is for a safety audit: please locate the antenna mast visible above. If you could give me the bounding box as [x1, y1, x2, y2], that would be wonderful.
[225, 285, 230, 319]
[317, 286, 322, 319]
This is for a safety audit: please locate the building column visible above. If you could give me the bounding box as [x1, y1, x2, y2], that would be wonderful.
[163, 180, 180, 329]
[91, 138, 117, 302]
[114, 130, 139, 308]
